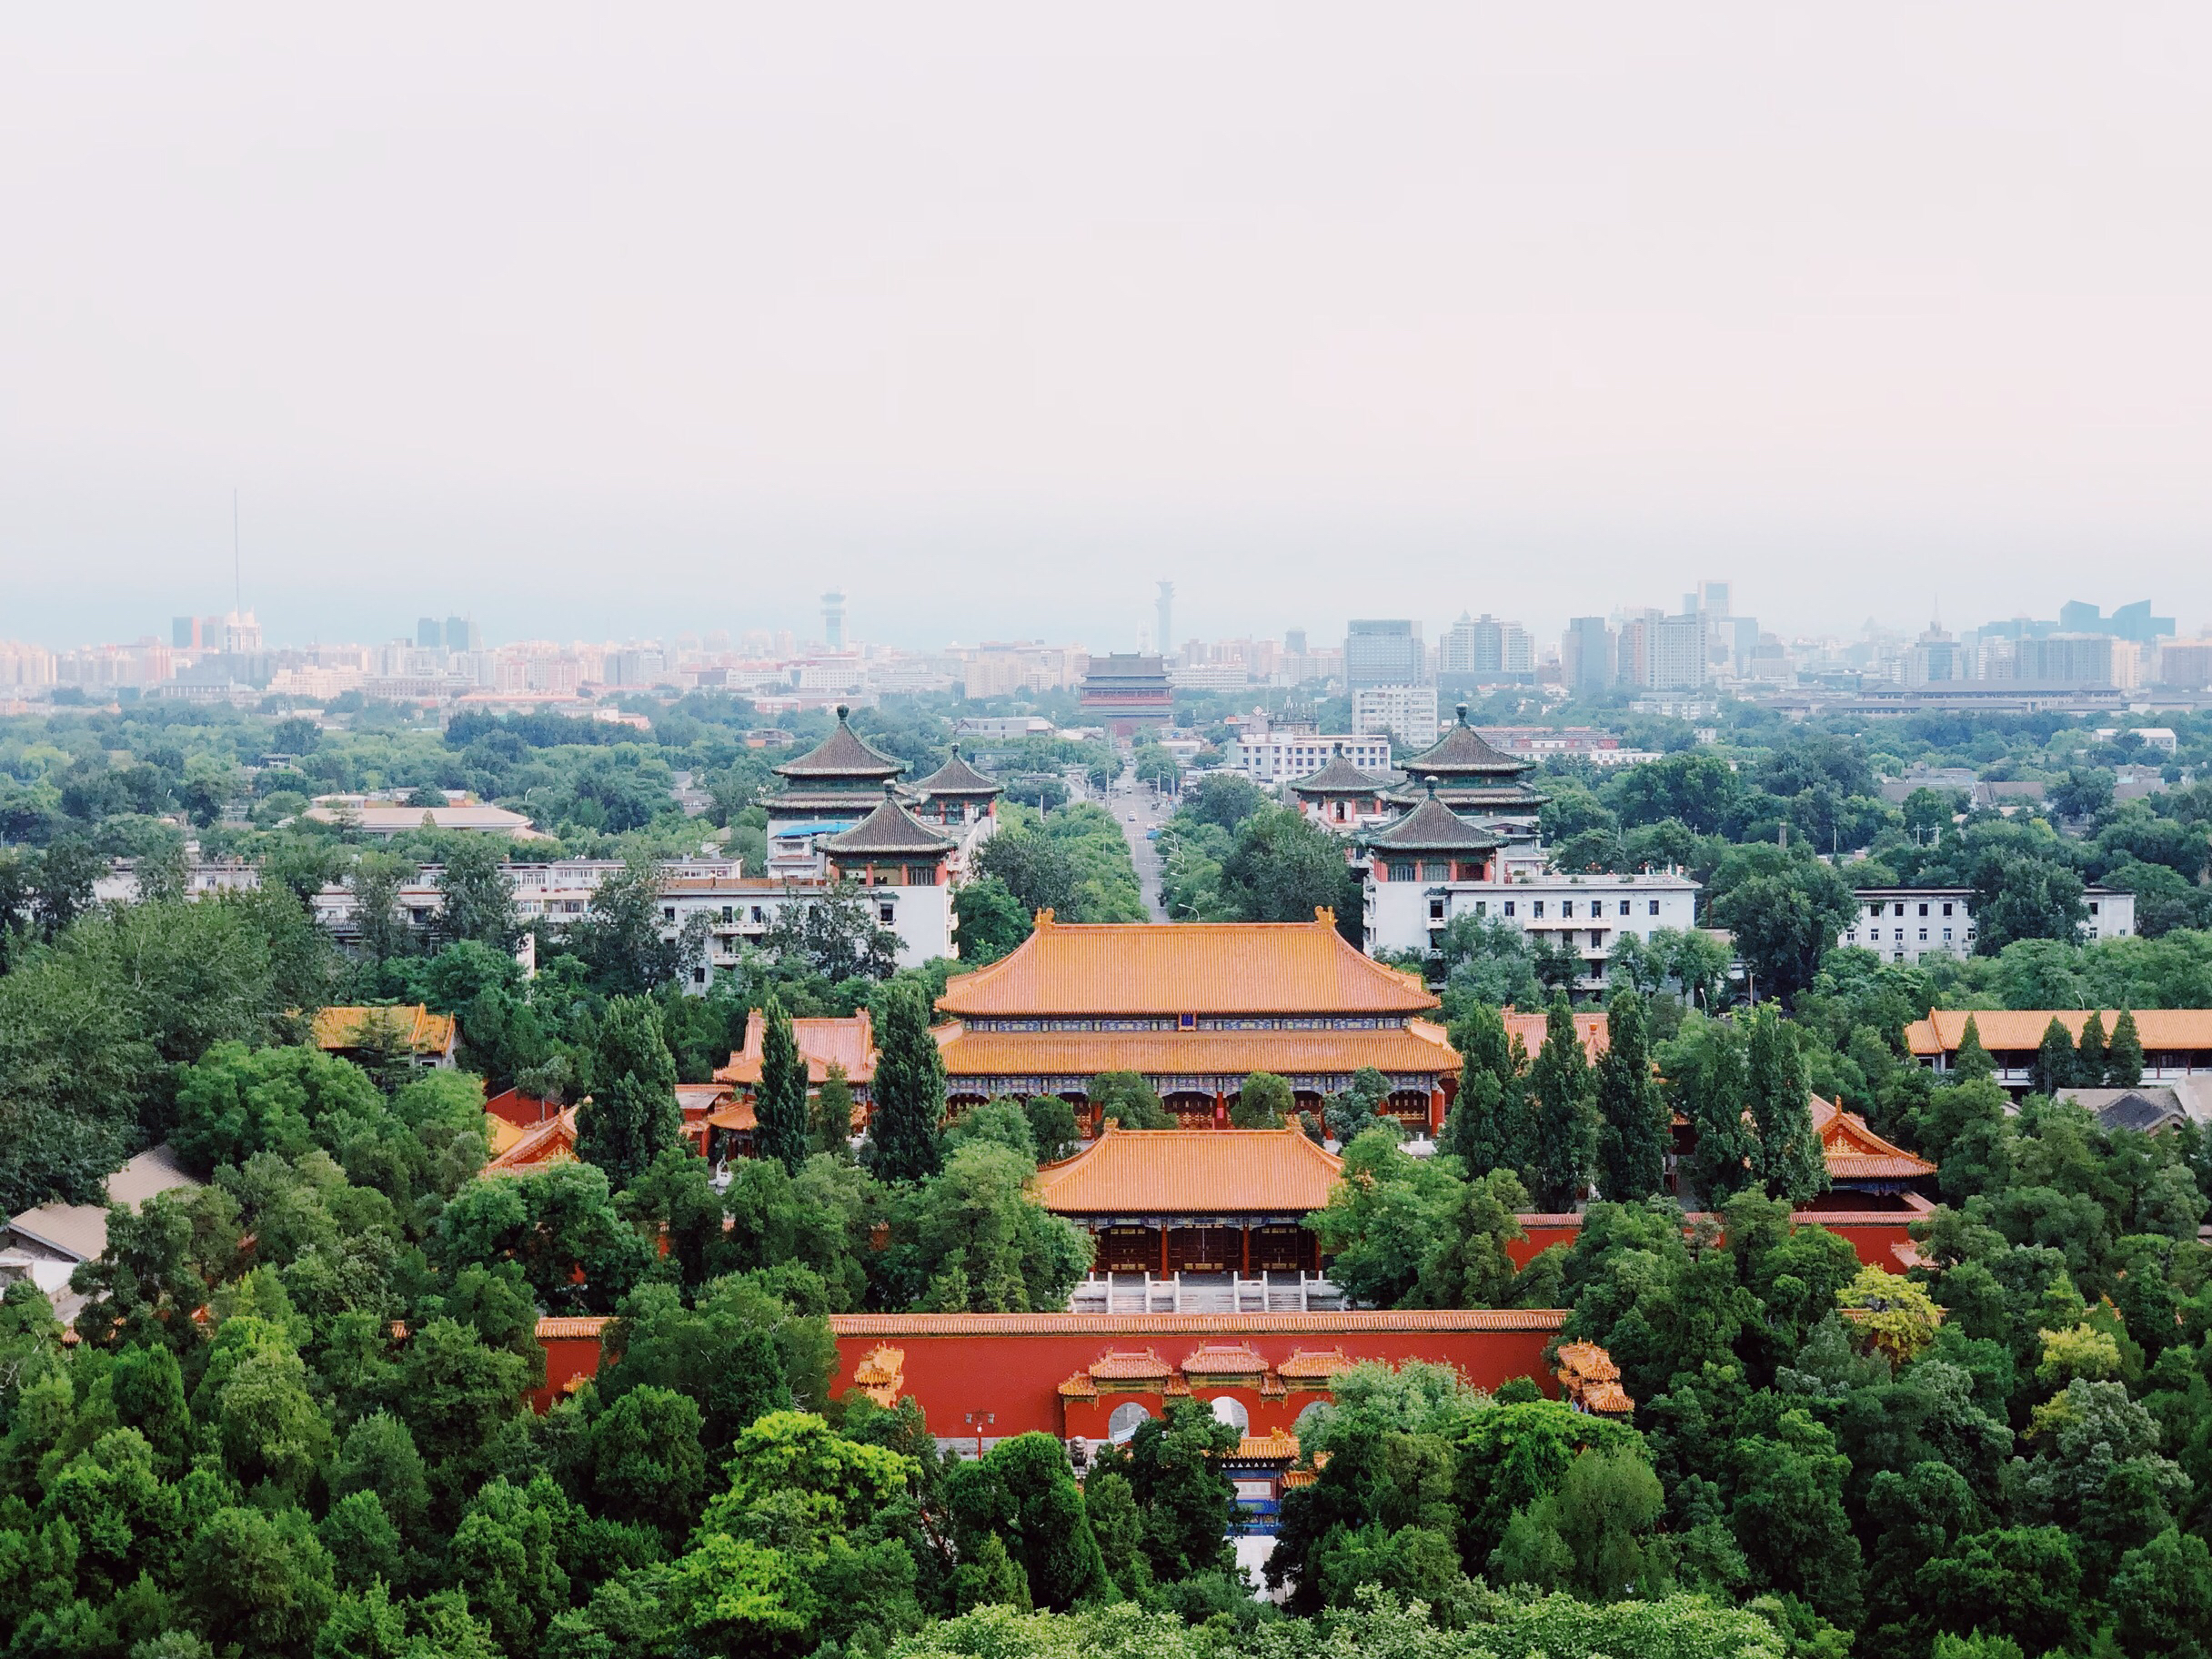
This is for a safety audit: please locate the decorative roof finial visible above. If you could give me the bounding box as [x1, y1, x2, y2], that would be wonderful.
[836, 703, 850, 722]
[1455, 702, 1470, 726]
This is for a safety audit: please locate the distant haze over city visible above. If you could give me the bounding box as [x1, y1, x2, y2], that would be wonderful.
[5, 6, 2210, 649]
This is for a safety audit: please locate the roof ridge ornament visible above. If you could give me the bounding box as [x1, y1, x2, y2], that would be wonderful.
[1456, 702, 1470, 726]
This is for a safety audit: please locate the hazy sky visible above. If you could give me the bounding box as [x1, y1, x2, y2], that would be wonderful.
[5, 5, 2210, 654]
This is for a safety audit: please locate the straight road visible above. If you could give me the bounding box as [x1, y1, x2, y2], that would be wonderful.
[1106, 764, 1171, 922]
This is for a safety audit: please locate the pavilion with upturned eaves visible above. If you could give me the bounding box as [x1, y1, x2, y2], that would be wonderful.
[1388, 703, 1549, 828]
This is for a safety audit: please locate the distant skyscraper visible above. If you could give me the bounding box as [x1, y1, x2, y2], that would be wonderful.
[445, 615, 481, 652]
[1155, 581, 1174, 659]
[1562, 618, 1615, 692]
[822, 589, 847, 651]
[1345, 619, 1423, 689]
[1439, 612, 1478, 674]
[417, 617, 442, 649]
[172, 616, 196, 649]
[1284, 628, 1307, 655]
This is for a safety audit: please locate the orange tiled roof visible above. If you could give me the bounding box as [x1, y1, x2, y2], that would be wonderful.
[1905, 1009, 2212, 1057]
[1554, 1341, 1621, 1382]
[1031, 1125, 1345, 1216]
[936, 913, 1438, 1019]
[1811, 1096, 1936, 1181]
[717, 1010, 877, 1086]
[1503, 1008, 1609, 1064]
[935, 1023, 1457, 1082]
[535, 1315, 610, 1340]
[1059, 1373, 1099, 1398]
[1091, 1349, 1172, 1381]
[1182, 1343, 1268, 1375]
[1277, 1348, 1353, 1379]
[829, 1310, 1569, 1336]
[1235, 1430, 1300, 1460]
[487, 1107, 578, 1172]
[708, 1099, 758, 1131]
[1581, 1381, 1634, 1414]
[486, 1116, 528, 1156]
[311, 1004, 457, 1056]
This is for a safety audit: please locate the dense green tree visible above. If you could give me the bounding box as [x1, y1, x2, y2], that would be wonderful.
[1745, 1006, 1826, 1203]
[1667, 1016, 1755, 1204]
[1525, 994, 1596, 1211]
[435, 837, 519, 951]
[755, 995, 809, 1174]
[1023, 1095, 1080, 1163]
[951, 874, 1031, 965]
[2109, 1009, 2146, 1086]
[1100, 1397, 1239, 1582]
[946, 1433, 1109, 1611]
[2075, 1010, 2108, 1088]
[869, 980, 946, 1182]
[1218, 806, 1359, 925]
[1231, 1071, 1293, 1128]
[1706, 844, 1856, 1005]
[2029, 1017, 2076, 1100]
[1442, 1001, 1528, 1175]
[576, 996, 680, 1188]
[1954, 1013, 1996, 1081]
[432, 1161, 652, 1314]
[1595, 990, 1667, 1201]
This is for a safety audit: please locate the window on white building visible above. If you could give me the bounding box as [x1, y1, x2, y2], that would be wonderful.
[1647, 900, 1660, 916]
[1618, 900, 1632, 916]
[1533, 900, 1545, 918]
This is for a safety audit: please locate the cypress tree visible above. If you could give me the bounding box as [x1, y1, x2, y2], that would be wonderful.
[1524, 993, 1595, 1212]
[2074, 1010, 2108, 1089]
[870, 980, 945, 1182]
[755, 995, 809, 1174]
[1595, 989, 1668, 1201]
[1682, 1017, 1755, 1205]
[576, 996, 680, 1189]
[1442, 1002, 1527, 1174]
[2030, 1016, 2077, 1099]
[1746, 1005, 1827, 1203]
[2109, 1009, 2146, 1086]
[1953, 1014, 1995, 1081]
[813, 1062, 859, 1156]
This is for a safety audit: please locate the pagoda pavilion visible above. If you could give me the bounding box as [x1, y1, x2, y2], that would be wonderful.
[762, 706, 910, 835]
[1288, 745, 1393, 832]
[1362, 789, 1504, 889]
[932, 910, 1461, 1130]
[1389, 703, 1549, 829]
[909, 743, 1004, 830]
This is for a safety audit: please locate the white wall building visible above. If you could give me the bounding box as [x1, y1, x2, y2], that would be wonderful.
[1364, 866, 1702, 991]
[1230, 730, 1393, 784]
[1352, 684, 1440, 748]
[1843, 884, 2137, 962]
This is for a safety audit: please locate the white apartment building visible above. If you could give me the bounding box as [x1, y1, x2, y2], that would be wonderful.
[1364, 865, 1702, 991]
[1843, 884, 2138, 963]
[1352, 684, 1440, 748]
[1230, 729, 1393, 784]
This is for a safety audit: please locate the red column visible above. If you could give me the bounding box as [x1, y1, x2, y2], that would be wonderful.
[1213, 1089, 1228, 1129]
[1429, 1084, 1447, 1134]
[1159, 1226, 1170, 1277]
[1242, 1227, 1252, 1276]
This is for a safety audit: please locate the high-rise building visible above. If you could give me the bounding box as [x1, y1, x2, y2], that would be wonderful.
[171, 616, 196, 649]
[1345, 619, 1424, 689]
[821, 590, 848, 651]
[445, 616, 481, 653]
[1351, 684, 1441, 748]
[1561, 618, 1615, 693]
[1906, 621, 1966, 686]
[1284, 628, 1307, 655]
[1622, 613, 1706, 690]
[1439, 612, 1478, 674]
[1156, 582, 1174, 659]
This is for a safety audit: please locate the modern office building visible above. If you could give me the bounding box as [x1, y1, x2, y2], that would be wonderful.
[1345, 619, 1424, 689]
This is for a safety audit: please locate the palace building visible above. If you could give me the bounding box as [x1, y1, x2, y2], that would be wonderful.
[1031, 1125, 1343, 1275]
[933, 911, 1462, 1131]
[1288, 747, 1395, 832]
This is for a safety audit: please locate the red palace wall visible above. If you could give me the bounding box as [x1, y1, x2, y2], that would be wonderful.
[827, 1311, 1566, 1443]
[1503, 1204, 1928, 1272]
